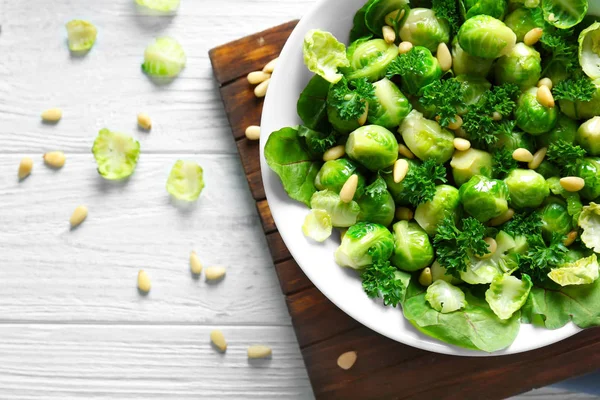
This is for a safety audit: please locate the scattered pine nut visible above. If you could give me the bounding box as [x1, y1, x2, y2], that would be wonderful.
[190, 251, 203, 275]
[447, 115, 463, 130]
[18, 157, 33, 180]
[137, 270, 151, 293]
[513, 148, 534, 163]
[489, 208, 515, 227]
[248, 345, 272, 359]
[340, 174, 359, 203]
[69, 205, 88, 228]
[358, 103, 369, 126]
[398, 41, 413, 54]
[382, 25, 396, 44]
[419, 267, 433, 287]
[41, 108, 62, 122]
[247, 71, 271, 85]
[254, 78, 270, 98]
[524, 28, 543, 46]
[398, 144, 415, 159]
[564, 231, 578, 247]
[437, 42, 452, 72]
[528, 147, 547, 170]
[492, 111, 502, 121]
[477, 237, 497, 259]
[537, 85, 555, 108]
[137, 113, 152, 130]
[560, 177, 585, 192]
[384, 9, 405, 26]
[395, 207, 414, 221]
[210, 329, 227, 352]
[245, 125, 261, 141]
[393, 159, 409, 183]
[262, 57, 279, 74]
[537, 78, 553, 90]
[453, 138, 471, 151]
[323, 145, 345, 161]
[205, 266, 226, 281]
[337, 351, 357, 370]
[43, 151, 66, 169]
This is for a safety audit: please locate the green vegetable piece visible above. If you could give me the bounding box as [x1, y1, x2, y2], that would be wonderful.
[399, 8, 450, 52]
[547, 177, 583, 226]
[577, 117, 600, 156]
[166, 160, 205, 201]
[450, 148, 493, 186]
[92, 128, 141, 181]
[349, 0, 373, 41]
[303, 30, 349, 84]
[415, 185, 461, 236]
[579, 22, 600, 80]
[559, 79, 600, 120]
[386, 47, 443, 95]
[542, 0, 588, 29]
[536, 113, 578, 148]
[547, 140, 587, 176]
[457, 15, 516, 59]
[390, 221, 434, 272]
[504, 169, 549, 209]
[552, 77, 597, 103]
[314, 159, 366, 199]
[297, 75, 330, 132]
[425, 280, 467, 314]
[327, 77, 375, 134]
[548, 254, 600, 286]
[142, 37, 186, 78]
[310, 190, 361, 228]
[365, 0, 410, 35]
[297, 126, 336, 159]
[504, 7, 544, 42]
[431, 260, 463, 284]
[264, 127, 321, 206]
[515, 87, 558, 135]
[451, 38, 494, 77]
[461, 231, 519, 285]
[346, 39, 398, 82]
[509, 0, 540, 8]
[362, 261, 411, 307]
[494, 43, 541, 90]
[346, 125, 398, 171]
[302, 209, 333, 242]
[431, 0, 462, 36]
[356, 177, 395, 226]
[400, 159, 449, 206]
[455, 75, 492, 115]
[459, 175, 510, 222]
[400, 110, 455, 164]
[65, 20, 97, 52]
[135, 0, 180, 12]
[577, 158, 600, 200]
[419, 78, 468, 126]
[485, 274, 533, 320]
[334, 222, 395, 269]
[540, 201, 572, 241]
[381, 158, 420, 205]
[536, 160, 561, 179]
[460, 0, 507, 20]
[493, 129, 536, 153]
[579, 202, 600, 253]
[368, 78, 412, 129]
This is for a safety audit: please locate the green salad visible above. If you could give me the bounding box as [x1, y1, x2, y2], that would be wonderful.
[264, 0, 600, 352]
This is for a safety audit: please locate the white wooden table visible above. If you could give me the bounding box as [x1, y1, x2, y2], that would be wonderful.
[0, 1, 590, 398]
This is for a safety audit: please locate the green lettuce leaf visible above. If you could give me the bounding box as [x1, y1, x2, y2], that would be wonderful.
[548, 254, 600, 286]
[303, 30, 350, 84]
[297, 75, 331, 132]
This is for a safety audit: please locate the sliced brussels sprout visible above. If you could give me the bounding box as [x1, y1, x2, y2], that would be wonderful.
[365, 0, 410, 35]
[346, 125, 399, 171]
[536, 113, 578, 147]
[382, 159, 420, 205]
[399, 8, 450, 52]
[303, 30, 349, 84]
[579, 22, 600, 80]
[579, 202, 600, 252]
[577, 158, 600, 200]
[414, 185, 461, 236]
[142, 37, 186, 78]
[559, 79, 600, 120]
[166, 160, 205, 201]
[310, 190, 361, 228]
[504, 7, 544, 42]
[334, 222, 395, 269]
[542, 0, 587, 29]
[461, 231, 519, 285]
[399, 110, 455, 164]
[457, 15, 516, 59]
[515, 87, 559, 135]
[459, 175, 510, 222]
[460, 0, 508, 20]
[451, 38, 495, 77]
[485, 274, 532, 320]
[390, 221, 434, 272]
[346, 39, 398, 82]
[135, 0, 180, 13]
[540, 201, 572, 241]
[450, 148, 493, 186]
[92, 128, 141, 180]
[425, 280, 467, 314]
[314, 159, 366, 199]
[455, 75, 492, 115]
[65, 20, 98, 52]
[302, 209, 333, 242]
[494, 43, 542, 90]
[576, 116, 600, 156]
[504, 169, 549, 209]
[548, 254, 599, 286]
[356, 177, 396, 226]
[368, 78, 412, 129]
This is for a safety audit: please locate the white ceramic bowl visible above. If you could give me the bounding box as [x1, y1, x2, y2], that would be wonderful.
[260, 0, 585, 356]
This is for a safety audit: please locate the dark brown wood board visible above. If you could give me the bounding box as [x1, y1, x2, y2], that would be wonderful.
[209, 21, 600, 400]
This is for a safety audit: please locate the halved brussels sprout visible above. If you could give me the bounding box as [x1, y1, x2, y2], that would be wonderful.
[536, 113, 578, 147]
[399, 8, 450, 52]
[303, 30, 349, 84]
[334, 222, 395, 269]
[504, 169, 549, 209]
[559, 78, 600, 120]
[390, 221, 434, 272]
[414, 185, 461, 235]
[491, 130, 536, 153]
[452, 38, 495, 77]
[579, 22, 600, 80]
[457, 15, 516, 59]
[504, 7, 543, 42]
[346, 39, 398, 82]
[142, 37, 186, 79]
[577, 158, 600, 200]
[315, 159, 366, 199]
[356, 177, 396, 226]
[166, 160, 205, 201]
[542, 0, 587, 29]
[460, 0, 508, 20]
[579, 202, 600, 252]
[494, 43, 542, 90]
[302, 209, 333, 242]
[459, 175, 510, 222]
[368, 78, 412, 129]
[536, 160, 561, 179]
[546, 178, 583, 227]
[365, 0, 410, 35]
[548, 254, 599, 286]
[515, 87, 559, 135]
[576, 116, 600, 156]
[65, 20, 98, 52]
[455, 75, 492, 115]
[540, 201, 572, 240]
[346, 125, 399, 171]
[450, 148, 493, 186]
[400, 110, 455, 164]
[425, 280, 467, 313]
[92, 128, 141, 180]
[310, 190, 361, 228]
[485, 274, 532, 320]
[461, 231, 520, 285]
[382, 159, 420, 205]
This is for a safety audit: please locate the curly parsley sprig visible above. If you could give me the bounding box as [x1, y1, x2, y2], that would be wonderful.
[362, 261, 408, 307]
[419, 79, 467, 128]
[552, 77, 596, 102]
[518, 233, 568, 283]
[431, 0, 461, 36]
[401, 159, 448, 206]
[546, 140, 587, 175]
[328, 77, 375, 121]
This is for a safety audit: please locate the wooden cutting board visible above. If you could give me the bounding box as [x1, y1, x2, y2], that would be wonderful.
[209, 21, 600, 400]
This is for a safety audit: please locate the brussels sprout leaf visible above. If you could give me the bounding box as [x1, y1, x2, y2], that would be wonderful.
[166, 160, 205, 201]
[362, 260, 411, 307]
[328, 77, 375, 121]
[579, 203, 600, 253]
[401, 159, 448, 206]
[302, 209, 333, 242]
[431, 0, 461, 36]
[92, 128, 140, 181]
[548, 254, 599, 286]
[546, 139, 587, 175]
[425, 280, 467, 313]
[552, 77, 596, 102]
[419, 79, 466, 128]
[303, 30, 350, 84]
[485, 274, 532, 320]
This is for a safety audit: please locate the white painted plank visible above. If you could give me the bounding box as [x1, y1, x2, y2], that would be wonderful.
[0, 324, 313, 399]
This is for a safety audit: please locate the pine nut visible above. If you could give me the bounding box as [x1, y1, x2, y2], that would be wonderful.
[41, 108, 62, 122]
[337, 351, 357, 370]
[323, 145, 345, 161]
[447, 115, 463, 130]
[384, 9, 405, 26]
[398, 41, 413, 54]
[560, 177, 585, 192]
[537, 85, 555, 108]
[524, 28, 543, 46]
[248, 345, 272, 359]
[340, 174, 359, 203]
[537, 78, 553, 90]
[137, 113, 152, 130]
[137, 270, 151, 293]
[358, 103, 369, 126]
[437, 42, 452, 72]
[476, 237, 497, 259]
[563, 231, 578, 247]
[205, 266, 226, 281]
[210, 330, 227, 352]
[254, 78, 270, 98]
[69, 205, 88, 228]
[18, 157, 33, 180]
[245, 125, 261, 140]
[398, 144, 415, 159]
[393, 159, 409, 183]
[418, 267, 433, 287]
[262, 57, 279, 74]
[382, 25, 396, 44]
[247, 71, 271, 85]
[492, 111, 502, 121]
[453, 138, 471, 151]
[190, 251, 203, 275]
[513, 148, 534, 163]
[395, 207, 414, 221]
[43, 151, 66, 168]
[528, 147, 547, 170]
[489, 208, 515, 227]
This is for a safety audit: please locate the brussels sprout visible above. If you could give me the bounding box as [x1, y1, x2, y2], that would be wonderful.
[390, 46, 443, 95]
[425, 280, 467, 313]
[494, 43, 541, 90]
[345, 39, 398, 82]
[346, 125, 399, 171]
[515, 87, 559, 135]
[542, 0, 587, 30]
[504, 169, 549, 209]
[459, 175, 510, 222]
[536, 114, 578, 147]
[579, 22, 600, 80]
[365, 0, 410, 36]
[460, 0, 508, 20]
[539, 201, 572, 241]
[450, 148, 493, 186]
[327, 102, 362, 134]
[576, 117, 600, 156]
[546, 177, 583, 226]
[302, 209, 333, 242]
[577, 158, 600, 200]
[485, 274, 532, 320]
[382, 159, 420, 205]
[400, 110, 455, 164]
[368, 78, 412, 129]
[399, 8, 450, 52]
[414, 185, 461, 235]
[303, 30, 349, 84]
[334, 222, 395, 269]
[455, 75, 492, 115]
[491, 130, 536, 152]
[65, 20, 98, 52]
[548, 254, 600, 286]
[508, 0, 540, 9]
[536, 160, 561, 179]
[457, 15, 517, 59]
[142, 37, 187, 79]
[578, 203, 600, 252]
[504, 7, 543, 42]
[559, 78, 600, 120]
[315, 159, 366, 199]
[310, 190, 361, 227]
[451, 38, 495, 77]
[356, 177, 396, 226]
[390, 221, 435, 272]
